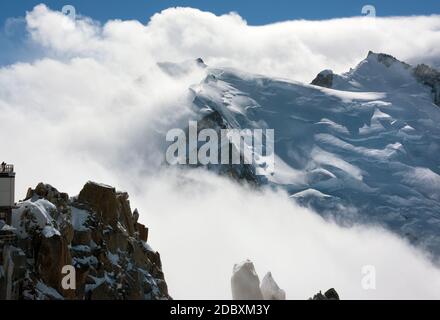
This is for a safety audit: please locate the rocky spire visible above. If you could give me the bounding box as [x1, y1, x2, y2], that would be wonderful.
[260, 272, 286, 300]
[231, 260, 263, 300]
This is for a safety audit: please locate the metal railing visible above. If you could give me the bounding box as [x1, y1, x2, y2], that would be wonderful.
[0, 233, 16, 242]
[0, 163, 14, 173]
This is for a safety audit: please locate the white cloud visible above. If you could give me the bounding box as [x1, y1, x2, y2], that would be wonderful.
[23, 5, 440, 82]
[136, 169, 440, 299]
[1, 5, 440, 299]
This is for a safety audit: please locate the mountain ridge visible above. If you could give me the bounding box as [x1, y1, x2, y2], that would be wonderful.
[311, 51, 440, 107]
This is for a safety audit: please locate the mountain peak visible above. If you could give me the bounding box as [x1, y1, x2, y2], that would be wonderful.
[366, 51, 411, 69]
[311, 69, 334, 88]
[311, 51, 440, 106]
[195, 57, 207, 67]
[158, 58, 207, 77]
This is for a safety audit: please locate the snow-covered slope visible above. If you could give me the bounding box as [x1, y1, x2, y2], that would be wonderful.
[185, 53, 440, 257]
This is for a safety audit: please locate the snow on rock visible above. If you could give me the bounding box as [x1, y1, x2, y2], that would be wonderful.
[35, 281, 64, 300]
[106, 251, 120, 266]
[291, 188, 332, 199]
[41, 225, 61, 238]
[70, 206, 90, 231]
[11, 198, 59, 239]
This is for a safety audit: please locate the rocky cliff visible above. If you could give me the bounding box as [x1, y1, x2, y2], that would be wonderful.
[0, 181, 169, 300]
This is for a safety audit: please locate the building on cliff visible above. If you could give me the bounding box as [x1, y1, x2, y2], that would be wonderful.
[0, 163, 15, 225]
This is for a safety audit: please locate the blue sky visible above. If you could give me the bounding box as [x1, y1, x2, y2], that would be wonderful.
[0, 1, 438, 66]
[0, 0, 439, 26]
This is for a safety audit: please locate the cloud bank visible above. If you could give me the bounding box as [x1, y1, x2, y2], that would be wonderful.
[1, 5, 440, 299]
[20, 5, 440, 82]
[137, 169, 440, 299]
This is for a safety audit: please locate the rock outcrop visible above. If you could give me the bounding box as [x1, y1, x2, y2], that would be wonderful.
[260, 272, 286, 300]
[413, 63, 440, 107]
[185, 109, 262, 185]
[231, 260, 264, 300]
[309, 288, 340, 300]
[311, 70, 334, 88]
[0, 181, 169, 300]
[231, 260, 339, 300]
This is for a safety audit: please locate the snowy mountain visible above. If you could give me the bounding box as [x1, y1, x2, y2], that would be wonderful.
[175, 52, 440, 257]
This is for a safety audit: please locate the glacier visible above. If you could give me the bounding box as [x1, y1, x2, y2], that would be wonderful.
[169, 52, 440, 258]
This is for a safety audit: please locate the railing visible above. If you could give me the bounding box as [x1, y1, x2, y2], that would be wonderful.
[0, 164, 14, 173]
[0, 233, 16, 243]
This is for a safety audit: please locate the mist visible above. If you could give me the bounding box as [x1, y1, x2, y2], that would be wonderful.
[1, 4, 440, 299]
[130, 169, 440, 299]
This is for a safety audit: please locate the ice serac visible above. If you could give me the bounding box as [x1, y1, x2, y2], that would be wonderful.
[189, 52, 440, 257]
[0, 182, 169, 300]
[260, 272, 286, 300]
[231, 260, 263, 300]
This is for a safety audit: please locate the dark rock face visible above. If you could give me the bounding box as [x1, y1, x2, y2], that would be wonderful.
[78, 182, 120, 229]
[413, 64, 440, 107]
[0, 245, 27, 299]
[311, 70, 334, 88]
[36, 233, 73, 298]
[195, 57, 207, 68]
[310, 288, 340, 300]
[186, 109, 262, 186]
[0, 182, 169, 300]
[369, 51, 411, 69]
